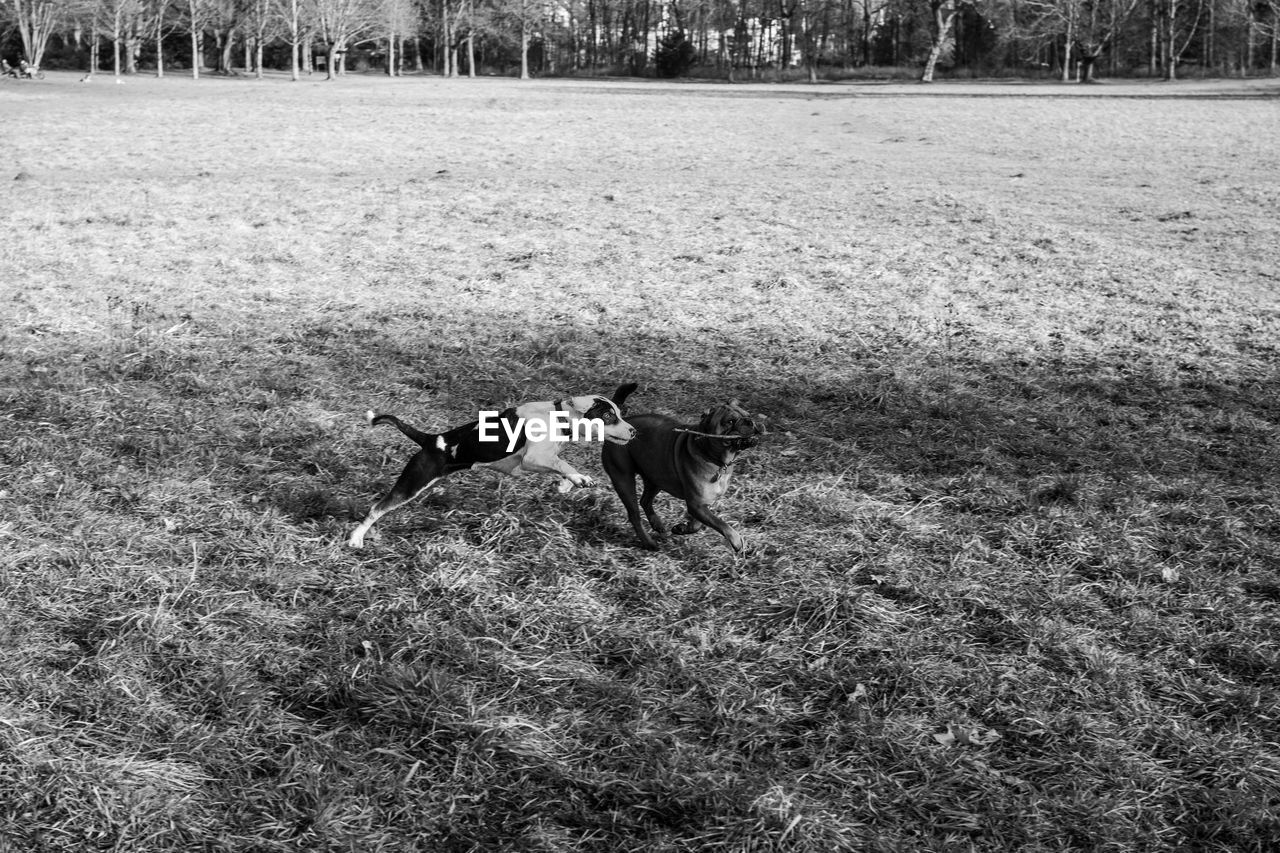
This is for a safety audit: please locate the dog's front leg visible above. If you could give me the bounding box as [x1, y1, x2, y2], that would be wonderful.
[639, 480, 671, 540]
[523, 456, 595, 490]
[611, 474, 661, 550]
[679, 502, 744, 554]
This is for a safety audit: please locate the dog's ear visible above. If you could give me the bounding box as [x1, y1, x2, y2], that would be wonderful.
[612, 382, 638, 413]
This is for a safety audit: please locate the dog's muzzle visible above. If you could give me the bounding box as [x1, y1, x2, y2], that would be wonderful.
[719, 418, 763, 450]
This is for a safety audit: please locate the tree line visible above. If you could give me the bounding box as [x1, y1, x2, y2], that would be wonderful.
[4, 0, 1278, 82]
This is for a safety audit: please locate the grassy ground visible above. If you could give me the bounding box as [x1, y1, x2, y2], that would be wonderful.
[2, 73, 1279, 851]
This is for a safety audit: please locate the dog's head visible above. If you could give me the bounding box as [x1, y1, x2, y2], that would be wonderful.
[564, 386, 637, 445]
[698, 399, 765, 450]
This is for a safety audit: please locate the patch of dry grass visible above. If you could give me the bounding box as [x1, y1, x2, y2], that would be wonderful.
[2, 74, 1278, 850]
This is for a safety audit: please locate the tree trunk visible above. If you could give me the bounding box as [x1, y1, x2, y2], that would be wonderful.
[1061, 13, 1074, 81]
[387, 34, 395, 75]
[1204, 0, 1213, 69]
[1149, 0, 1159, 74]
[243, 36, 251, 73]
[155, 16, 165, 77]
[922, 4, 955, 83]
[1080, 52, 1097, 82]
[443, 1, 453, 76]
[326, 43, 337, 80]
[521, 22, 530, 78]
[1244, 10, 1255, 76]
[220, 28, 235, 73]
[1272, 4, 1279, 74]
[255, 34, 263, 78]
[466, 0, 476, 76]
[862, 1, 871, 66]
[922, 41, 943, 81]
[1110, 0, 1120, 74]
[289, 0, 299, 80]
[90, 26, 100, 76]
[112, 8, 121, 76]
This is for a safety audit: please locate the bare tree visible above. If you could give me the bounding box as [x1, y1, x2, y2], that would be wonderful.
[922, 0, 974, 81]
[206, 0, 244, 73]
[7, 0, 60, 67]
[147, 0, 176, 76]
[380, 0, 417, 73]
[497, 0, 543, 77]
[1158, 0, 1205, 78]
[311, 0, 376, 78]
[797, 0, 840, 81]
[243, 0, 282, 76]
[1243, 0, 1279, 73]
[1074, 0, 1139, 79]
[184, 0, 212, 76]
[95, 0, 145, 75]
[279, 0, 312, 78]
[1271, 0, 1280, 73]
[1021, 0, 1139, 80]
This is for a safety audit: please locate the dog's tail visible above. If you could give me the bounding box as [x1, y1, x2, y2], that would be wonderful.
[611, 382, 639, 414]
[365, 410, 439, 450]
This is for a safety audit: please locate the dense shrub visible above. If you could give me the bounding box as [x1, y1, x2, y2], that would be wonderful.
[653, 30, 696, 78]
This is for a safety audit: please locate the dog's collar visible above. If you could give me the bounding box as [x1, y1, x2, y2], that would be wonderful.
[687, 434, 739, 482]
[551, 398, 576, 440]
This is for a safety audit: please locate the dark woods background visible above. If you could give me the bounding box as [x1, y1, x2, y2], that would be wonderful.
[5, 0, 1279, 82]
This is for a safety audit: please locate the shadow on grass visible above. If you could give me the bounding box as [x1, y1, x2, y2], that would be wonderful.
[5, 300, 1278, 851]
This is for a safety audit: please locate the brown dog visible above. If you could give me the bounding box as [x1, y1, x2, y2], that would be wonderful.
[602, 395, 763, 554]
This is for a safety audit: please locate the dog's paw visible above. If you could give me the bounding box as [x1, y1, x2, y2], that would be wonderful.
[560, 475, 594, 492]
[671, 522, 701, 536]
[347, 535, 365, 549]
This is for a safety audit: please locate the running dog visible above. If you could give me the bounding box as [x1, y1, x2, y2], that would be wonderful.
[602, 396, 763, 554]
[348, 385, 637, 548]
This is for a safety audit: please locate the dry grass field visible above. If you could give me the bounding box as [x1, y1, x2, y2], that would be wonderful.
[2, 72, 1279, 851]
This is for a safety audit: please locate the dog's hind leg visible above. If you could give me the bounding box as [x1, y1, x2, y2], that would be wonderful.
[348, 451, 446, 548]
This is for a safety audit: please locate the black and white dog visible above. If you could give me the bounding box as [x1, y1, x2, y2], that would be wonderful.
[348, 385, 637, 547]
